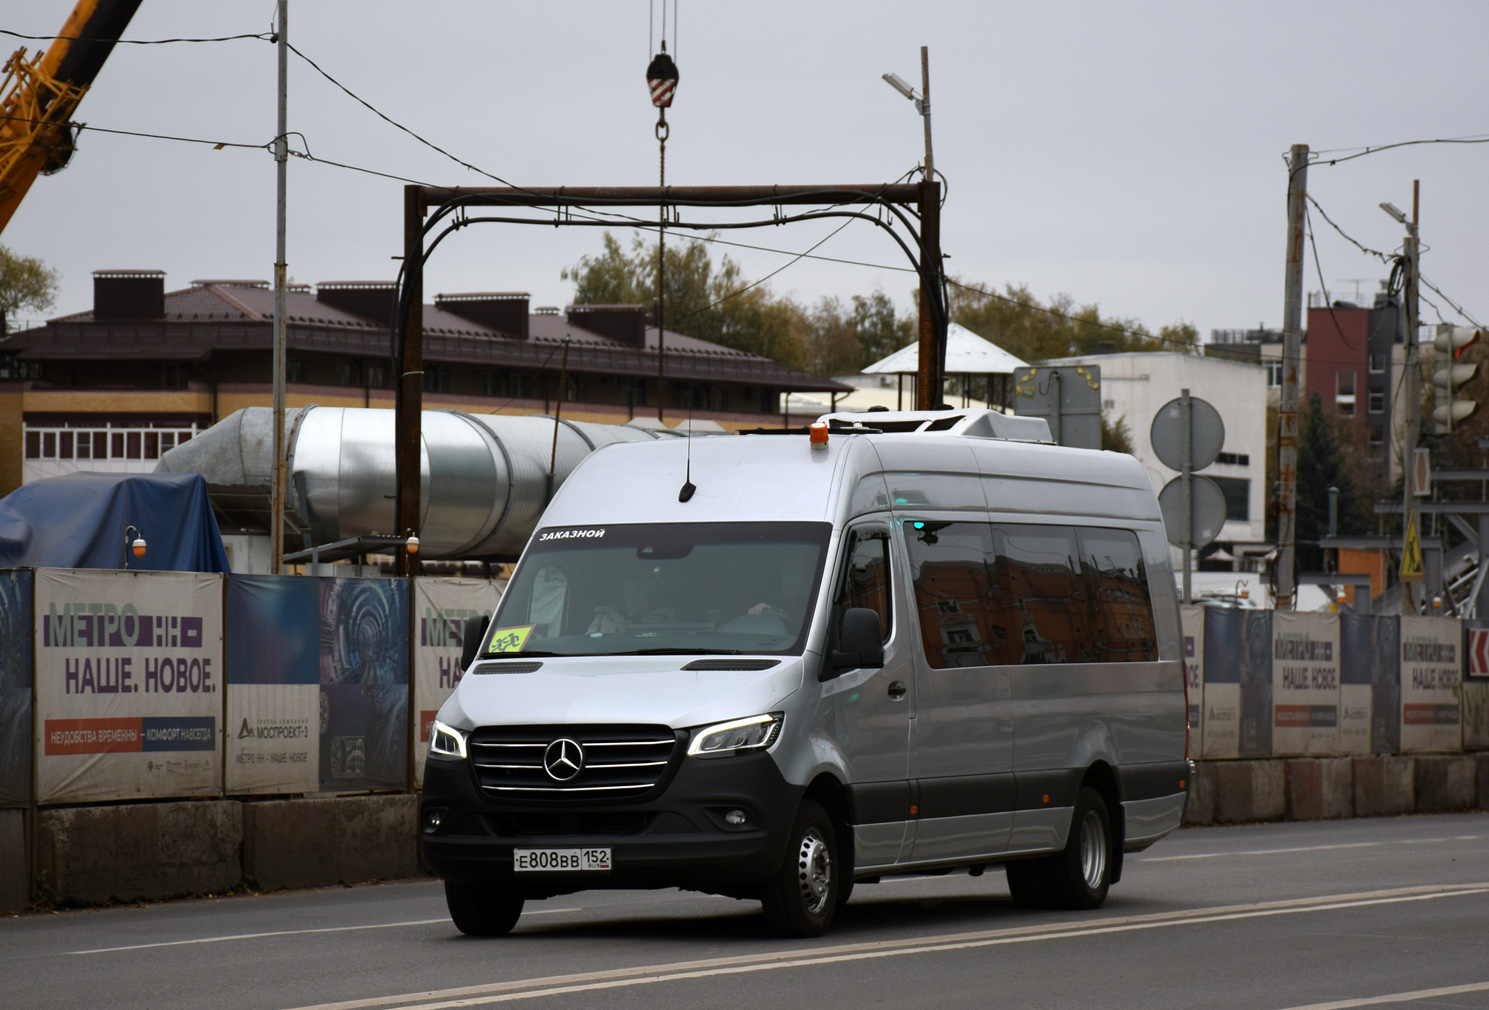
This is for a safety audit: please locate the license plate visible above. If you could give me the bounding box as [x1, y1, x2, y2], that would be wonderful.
[513, 847, 612, 872]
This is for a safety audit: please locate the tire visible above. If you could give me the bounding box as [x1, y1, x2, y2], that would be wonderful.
[1044, 786, 1113, 910]
[444, 881, 524, 936]
[761, 800, 838, 937]
[1004, 859, 1051, 909]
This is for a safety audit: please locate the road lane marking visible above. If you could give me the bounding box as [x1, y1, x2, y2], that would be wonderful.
[279, 883, 1489, 1010]
[1269, 979, 1489, 1009]
[1141, 835, 1484, 862]
[68, 910, 581, 954]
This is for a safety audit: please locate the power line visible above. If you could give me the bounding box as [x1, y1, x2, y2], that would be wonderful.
[0, 29, 272, 44]
[284, 40, 521, 189]
[0, 112, 268, 150]
[1306, 134, 1489, 167]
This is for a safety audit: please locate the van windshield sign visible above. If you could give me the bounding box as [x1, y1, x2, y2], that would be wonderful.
[487, 625, 536, 654]
[539, 528, 607, 542]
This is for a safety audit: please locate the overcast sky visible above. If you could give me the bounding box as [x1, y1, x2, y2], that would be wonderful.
[5, 1, 1487, 342]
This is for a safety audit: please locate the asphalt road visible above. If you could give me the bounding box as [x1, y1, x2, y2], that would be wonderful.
[4, 813, 1488, 1010]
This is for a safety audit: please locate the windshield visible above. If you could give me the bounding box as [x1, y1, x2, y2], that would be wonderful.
[481, 522, 832, 658]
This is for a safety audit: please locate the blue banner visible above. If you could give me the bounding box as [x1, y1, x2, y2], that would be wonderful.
[226, 576, 319, 685]
[318, 579, 409, 792]
[0, 569, 32, 807]
[1238, 609, 1273, 758]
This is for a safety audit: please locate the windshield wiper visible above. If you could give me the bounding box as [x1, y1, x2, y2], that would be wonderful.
[608, 647, 744, 656]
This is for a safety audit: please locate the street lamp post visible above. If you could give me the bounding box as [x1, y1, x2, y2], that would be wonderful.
[882, 48, 943, 411]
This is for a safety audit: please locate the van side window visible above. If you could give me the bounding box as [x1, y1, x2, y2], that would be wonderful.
[1079, 527, 1157, 662]
[836, 529, 892, 642]
[994, 524, 1085, 665]
[903, 521, 997, 668]
[903, 520, 1157, 669]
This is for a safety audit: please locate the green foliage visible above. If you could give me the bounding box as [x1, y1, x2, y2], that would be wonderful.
[945, 277, 1198, 363]
[0, 245, 58, 337]
[563, 235, 1198, 378]
[562, 233, 913, 376]
[1296, 392, 1362, 540]
[1101, 413, 1135, 455]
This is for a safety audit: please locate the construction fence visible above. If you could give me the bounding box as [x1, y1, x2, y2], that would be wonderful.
[4, 573, 1486, 813]
[0, 569, 501, 808]
[1182, 606, 1489, 760]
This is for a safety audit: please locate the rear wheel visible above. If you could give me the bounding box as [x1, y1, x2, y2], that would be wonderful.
[1004, 859, 1051, 909]
[1045, 787, 1113, 909]
[761, 800, 838, 937]
[444, 881, 524, 936]
[1006, 786, 1113, 911]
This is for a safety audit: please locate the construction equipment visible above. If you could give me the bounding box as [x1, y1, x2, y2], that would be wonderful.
[0, 0, 141, 234]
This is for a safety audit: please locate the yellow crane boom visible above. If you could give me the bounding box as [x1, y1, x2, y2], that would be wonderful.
[0, 0, 142, 234]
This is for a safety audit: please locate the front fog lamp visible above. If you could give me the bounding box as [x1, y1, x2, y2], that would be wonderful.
[687, 713, 783, 757]
[429, 720, 468, 759]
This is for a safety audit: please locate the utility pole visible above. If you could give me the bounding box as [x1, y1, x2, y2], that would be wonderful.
[1276, 143, 1307, 610]
[395, 186, 425, 577]
[1399, 181, 1422, 615]
[270, 0, 288, 575]
[914, 46, 941, 411]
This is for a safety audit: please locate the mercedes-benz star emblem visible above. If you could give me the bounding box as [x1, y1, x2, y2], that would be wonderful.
[543, 738, 584, 781]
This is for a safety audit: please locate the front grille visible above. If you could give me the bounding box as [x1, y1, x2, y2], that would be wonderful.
[468, 724, 682, 802]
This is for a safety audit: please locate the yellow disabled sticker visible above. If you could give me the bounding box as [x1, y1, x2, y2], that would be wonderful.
[487, 625, 535, 654]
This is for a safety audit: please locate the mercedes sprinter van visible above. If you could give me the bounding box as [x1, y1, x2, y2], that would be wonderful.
[420, 409, 1189, 937]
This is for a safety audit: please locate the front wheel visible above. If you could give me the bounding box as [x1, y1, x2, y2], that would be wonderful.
[444, 881, 524, 936]
[760, 800, 838, 937]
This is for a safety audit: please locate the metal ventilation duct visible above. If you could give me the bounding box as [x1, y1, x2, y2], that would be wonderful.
[158, 406, 679, 559]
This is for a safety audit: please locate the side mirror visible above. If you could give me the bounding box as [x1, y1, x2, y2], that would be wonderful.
[460, 614, 491, 671]
[822, 607, 885, 681]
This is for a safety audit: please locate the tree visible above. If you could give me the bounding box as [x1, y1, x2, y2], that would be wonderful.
[1101, 412, 1135, 454]
[1296, 392, 1361, 544]
[944, 276, 1199, 363]
[562, 232, 811, 369]
[0, 246, 58, 338]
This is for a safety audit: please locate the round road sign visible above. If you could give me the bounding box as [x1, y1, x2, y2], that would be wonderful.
[1150, 396, 1225, 472]
[1159, 474, 1227, 549]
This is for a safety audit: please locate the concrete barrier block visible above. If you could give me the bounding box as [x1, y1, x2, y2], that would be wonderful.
[1353, 756, 1415, 817]
[36, 800, 241, 906]
[1183, 762, 1216, 826]
[243, 794, 418, 890]
[1212, 760, 1285, 824]
[1286, 758, 1353, 821]
[0, 809, 27, 913]
[1414, 755, 1476, 813]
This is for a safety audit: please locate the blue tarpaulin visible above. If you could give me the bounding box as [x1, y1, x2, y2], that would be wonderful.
[0, 472, 230, 572]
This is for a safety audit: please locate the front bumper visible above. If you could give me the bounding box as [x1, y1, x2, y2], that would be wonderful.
[420, 748, 802, 898]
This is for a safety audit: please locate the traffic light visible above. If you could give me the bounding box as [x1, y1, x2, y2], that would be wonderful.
[1432, 323, 1481, 433]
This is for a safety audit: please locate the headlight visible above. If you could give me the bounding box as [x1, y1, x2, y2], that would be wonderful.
[429, 719, 468, 759]
[687, 713, 783, 757]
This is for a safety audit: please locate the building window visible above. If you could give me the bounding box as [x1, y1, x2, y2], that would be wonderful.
[367, 365, 387, 389]
[1367, 428, 1384, 450]
[1216, 452, 1250, 467]
[1336, 370, 1356, 416]
[286, 358, 306, 383]
[1266, 362, 1283, 387]
[336, 361, 361, 387]
[1209, 476, 1251, 522]
[1368, 352, 1386, 374]
[1368, 390, 1385, 414]
[423, 362, 449, 392]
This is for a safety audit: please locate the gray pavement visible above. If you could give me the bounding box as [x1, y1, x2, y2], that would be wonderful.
[3, 812, 1487, 1010]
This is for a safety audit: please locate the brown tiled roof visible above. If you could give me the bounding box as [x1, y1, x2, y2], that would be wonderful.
[11, 280, 850, 392]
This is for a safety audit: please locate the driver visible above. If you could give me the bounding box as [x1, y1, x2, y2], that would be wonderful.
[588, 574, 677, 634]
[745, 552, 818, 632]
